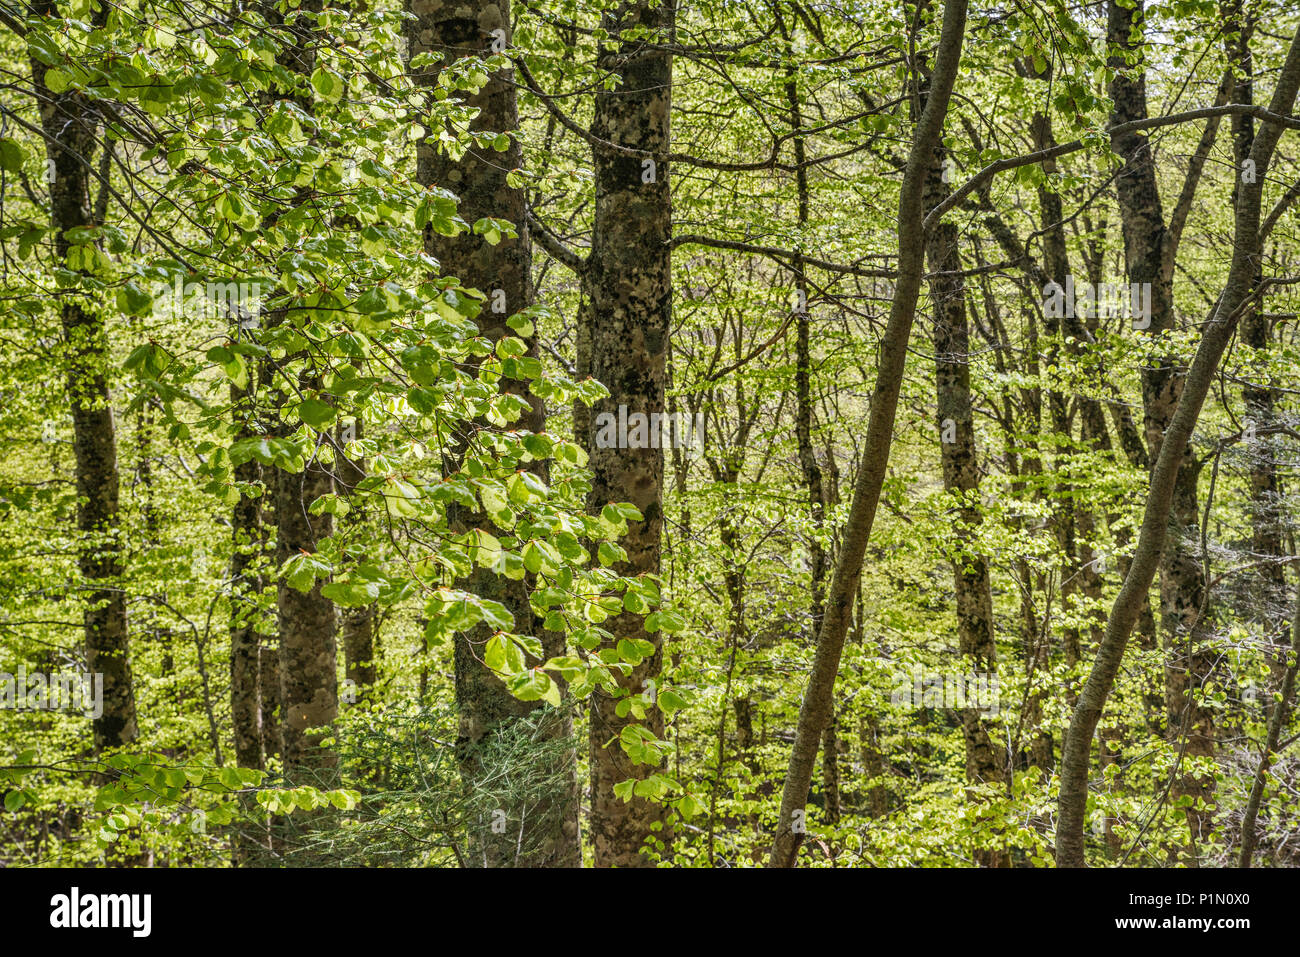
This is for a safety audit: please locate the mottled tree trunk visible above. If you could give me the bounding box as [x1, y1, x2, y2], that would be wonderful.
[584, 0, 676, 868]
[1106, 0, 1215, 860]
[734, 697, 754, 766]
[860, 714, 888, 818]
[259, 633, 281, 761]
[231, 373, 265, 771]
[923, 154, 1009, 867]
[275, 442, 338, 781]
[780, 18, 827, 628]
[408, 0, 580, 867]
[339, 596, 375, 701]
[230, 484, 264, 769]
[336, 418, 376, 700]
[29, 3, 136, 751]
[820, 706, 841, 825]
[230, 371, 269, 862]
[261, 0, 338, 785]
[573, 292, 593, 459]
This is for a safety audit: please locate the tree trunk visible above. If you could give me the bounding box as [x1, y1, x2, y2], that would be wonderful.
[262, 0, 339, 785]
[1055, 20, 1300, 866]
[768, 0, 969, 867]
[336, 418, 376, 701]
[275, 441, 339, 781]
[29, 1, 137, 751]
[407, 0, 580, 866]
[230, 370, 266, 770]
[1106, 0, 1216, 860]
[924, 151, 1009, 866]
[584, 0, 676, 868]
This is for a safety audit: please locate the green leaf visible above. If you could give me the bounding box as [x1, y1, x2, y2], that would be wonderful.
[311, 67, 344, 103]
[116, 281, 155, 317]
[281, 552, 331, 592]
[507, 668, 560, 706]
[658, 688, 688, 716]
[612, 779, 636, 802]
[0, 138, 25, 173]
[298, 397, 337, 430]
[321, 580, 381, 606]
[44, 69, 72, 94]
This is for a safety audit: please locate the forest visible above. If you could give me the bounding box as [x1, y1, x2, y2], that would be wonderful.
[1, 0, 1299, 872]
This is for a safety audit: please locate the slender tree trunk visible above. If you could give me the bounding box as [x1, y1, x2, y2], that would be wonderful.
[860, 713, 888, 818]
[260, 627, 281, 761]
[228, 365, 269, 861]
[229, 401, 267, 861]
[1056, 20, 1300, 866]
[230, 472, 264, 769]
[258, 401, 282, 763]
[768, 0, 969, 867]
[261, 0, 339, 785]
[780, 15, 827, 628]
[336, 418, 376, 700]
[230, 367, 266, 770]
[706, 513, 745, 865]
[574, 291, 593, 458]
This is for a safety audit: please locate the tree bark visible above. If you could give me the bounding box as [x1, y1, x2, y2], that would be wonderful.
[337, 418, 376, 700]
[1106, 0, 1217, 859]
[584, 0, 676, 868]
[230, 387, 265, 771]
[262, 0, 339, 785]
[275, 438, 339, 781]
[767, 0, 969, 867]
